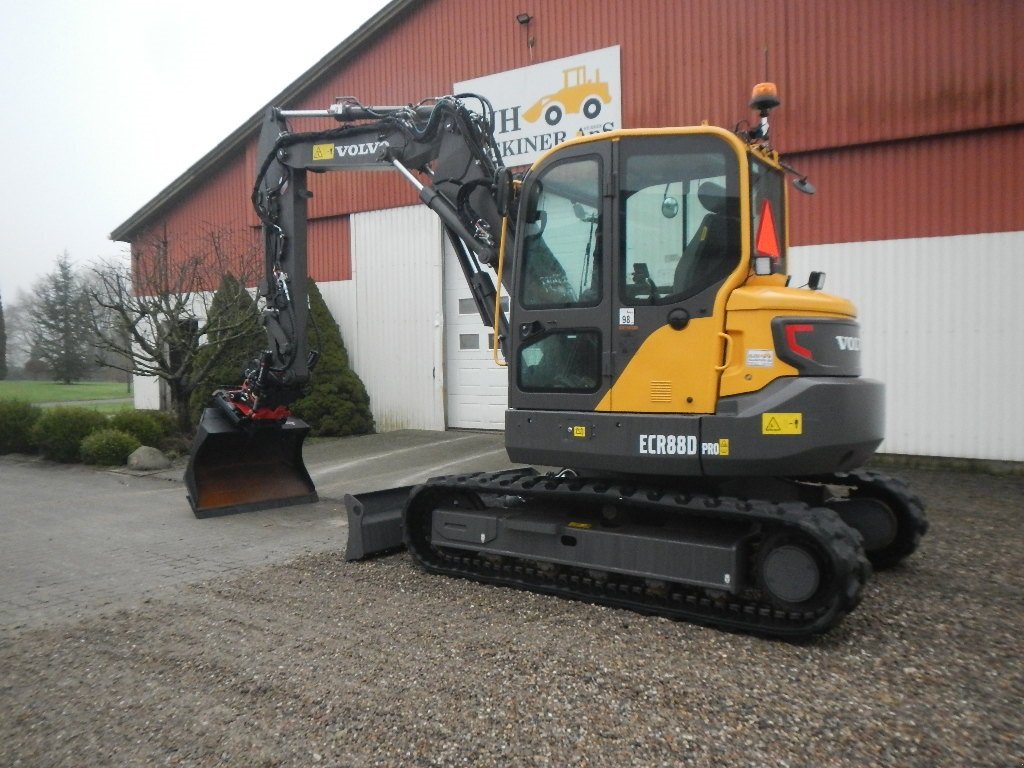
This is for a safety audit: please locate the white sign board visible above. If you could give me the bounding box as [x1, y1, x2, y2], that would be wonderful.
[455, 46, 622, 167]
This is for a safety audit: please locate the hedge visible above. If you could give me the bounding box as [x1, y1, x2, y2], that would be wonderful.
[30, 407, 108, 463]
[0, 400, 41, 454]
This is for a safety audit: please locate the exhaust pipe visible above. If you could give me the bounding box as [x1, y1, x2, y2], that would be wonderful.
[185, 407, 317, 518]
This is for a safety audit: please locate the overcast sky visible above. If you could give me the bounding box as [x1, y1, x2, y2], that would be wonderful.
[0, 0, 391, 304]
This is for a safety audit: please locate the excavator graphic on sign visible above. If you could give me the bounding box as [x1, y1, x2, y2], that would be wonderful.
[523, 66, 612, 125]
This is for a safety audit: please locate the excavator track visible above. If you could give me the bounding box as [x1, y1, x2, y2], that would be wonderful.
[404, 470, 871, 639]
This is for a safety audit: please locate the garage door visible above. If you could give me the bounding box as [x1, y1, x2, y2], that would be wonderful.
[443, 238, 509, 430]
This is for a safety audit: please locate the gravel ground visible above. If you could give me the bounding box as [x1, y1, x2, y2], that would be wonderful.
[1, 467, 1021, 767]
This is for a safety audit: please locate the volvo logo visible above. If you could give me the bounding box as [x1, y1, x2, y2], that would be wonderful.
[835, 335, 861, 351]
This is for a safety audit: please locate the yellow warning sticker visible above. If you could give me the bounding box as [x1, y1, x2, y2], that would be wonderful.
[572, 425, 587, 438]
[312, 143, 335, 161]
[762, 413, 803, 435]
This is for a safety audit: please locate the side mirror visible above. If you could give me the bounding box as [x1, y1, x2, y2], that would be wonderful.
[793, 177, 816, 195]
[494, 168, 514, 217]
[809, 271, 826, 291]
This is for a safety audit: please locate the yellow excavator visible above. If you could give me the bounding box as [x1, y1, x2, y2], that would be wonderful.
[186, 85, 926, 637]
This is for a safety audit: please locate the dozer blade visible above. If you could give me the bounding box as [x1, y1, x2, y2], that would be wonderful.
[185, 407, 318, 518]
[343, 486, 414, 560]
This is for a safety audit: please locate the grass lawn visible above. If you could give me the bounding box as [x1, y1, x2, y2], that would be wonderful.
[0, 380, 132, 405]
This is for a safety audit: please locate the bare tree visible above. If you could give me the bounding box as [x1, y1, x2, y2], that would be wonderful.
[89, 226, 263, 432]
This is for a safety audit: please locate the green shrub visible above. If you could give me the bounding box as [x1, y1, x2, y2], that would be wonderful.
[31, 407, 108, 463]
[290, 280, 374, 437]
[0, 400, 41, 454]
[80, 428, 141, 466]
[108, 409, 174, 447]
[145, 409, 179, 438]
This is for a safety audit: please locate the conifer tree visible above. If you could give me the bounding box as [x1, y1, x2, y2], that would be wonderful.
[290, 280, 374, 436]
[188, 273, 264, 421]
[30, 253, 92, 383]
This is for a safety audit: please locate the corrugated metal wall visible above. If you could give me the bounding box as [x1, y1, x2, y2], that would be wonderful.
[308, 216, 352, 281]
[775, 0, 1022, 150]
[129, 151, 259, 289]
[790, 231, 1024, 461]
[127, 0, 1022, 266]
[287, 0, 1022, 244]
[789, 126, 1023, 245]
[307, 0, 1023, 139]
[131, 159, 352, 289]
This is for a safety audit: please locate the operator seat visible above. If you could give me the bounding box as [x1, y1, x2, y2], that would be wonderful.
[673, 181, 739, 296]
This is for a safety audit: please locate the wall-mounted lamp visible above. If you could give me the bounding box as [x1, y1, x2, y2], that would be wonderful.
[515, 12, 535, 59]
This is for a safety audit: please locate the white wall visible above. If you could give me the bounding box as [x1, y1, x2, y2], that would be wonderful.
[324, 211, 509, 432]
[790, 231, 1024, 461]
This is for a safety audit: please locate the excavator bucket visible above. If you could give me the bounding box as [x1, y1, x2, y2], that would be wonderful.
[185, 407, 318, 518]
[343, 486, 414, 560]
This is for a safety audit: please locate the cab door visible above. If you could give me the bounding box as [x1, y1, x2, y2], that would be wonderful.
[508, 142, 613, 412]
[603, 133, 743, 415]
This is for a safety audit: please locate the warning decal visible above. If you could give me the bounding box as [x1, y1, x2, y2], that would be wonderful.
[755, 199, 780, 258]
[312, 143, 334, 161]
[762, 412, 802, 435]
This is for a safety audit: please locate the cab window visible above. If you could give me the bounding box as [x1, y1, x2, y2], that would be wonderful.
[519, 156, 602, 309]
[620, 136, 740, 304]
[749, 157, 786, 274]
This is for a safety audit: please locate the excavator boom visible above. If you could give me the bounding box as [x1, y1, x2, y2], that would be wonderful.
[186, 96, 512, 517]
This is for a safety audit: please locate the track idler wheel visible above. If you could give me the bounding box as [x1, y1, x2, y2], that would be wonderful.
[755, 531, 831, 613]
[846, 497, 923, 570]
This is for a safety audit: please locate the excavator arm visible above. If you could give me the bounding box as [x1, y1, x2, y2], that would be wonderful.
[186, 96, 513, 516]
[251, 95, 511, 408]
